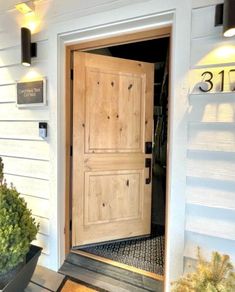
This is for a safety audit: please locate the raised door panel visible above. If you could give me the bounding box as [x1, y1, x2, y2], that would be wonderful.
[85, 69, 144, 153]
[84, 170, 143, 225]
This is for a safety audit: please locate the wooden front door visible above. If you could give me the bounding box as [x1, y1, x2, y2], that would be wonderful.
[72, 52, 154, 247]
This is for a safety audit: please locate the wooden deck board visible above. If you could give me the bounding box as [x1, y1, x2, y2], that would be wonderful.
[72, 249, 164, 281]
[30, 265, 65, 291]
[59, 261, 151, 292]
[66, 252, 163, 291]
[61, 280, 98, 292]
[26, 258, 163, 292]
[25, 282, 51, 292]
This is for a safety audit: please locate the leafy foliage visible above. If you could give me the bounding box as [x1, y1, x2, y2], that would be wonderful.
[0, 157, 39, 274]
[172, 248, 235, 292]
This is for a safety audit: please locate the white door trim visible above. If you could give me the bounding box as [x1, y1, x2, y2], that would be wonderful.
[51, 6, 191, 291]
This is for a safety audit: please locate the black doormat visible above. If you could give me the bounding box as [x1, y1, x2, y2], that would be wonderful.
[81, 234, 164, 275]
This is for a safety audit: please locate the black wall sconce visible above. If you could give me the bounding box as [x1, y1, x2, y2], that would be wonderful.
[21, 27, 37, 66]
[223, 0, 235, 37]
[215, 0, 235, 37]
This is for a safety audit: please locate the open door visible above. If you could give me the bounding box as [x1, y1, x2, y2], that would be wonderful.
[72, 52, 154, 247]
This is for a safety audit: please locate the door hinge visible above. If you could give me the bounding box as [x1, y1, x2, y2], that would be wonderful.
[70, 219, 72, 231]
[70, 69, 74, 80]
[70, 145, 73, 156]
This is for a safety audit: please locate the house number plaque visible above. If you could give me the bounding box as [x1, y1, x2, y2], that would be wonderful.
[199, 69, 235, 92]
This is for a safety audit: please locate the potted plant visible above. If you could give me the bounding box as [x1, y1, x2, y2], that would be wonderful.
[172, 248, 235, 292]
[0, 157, 42, 292]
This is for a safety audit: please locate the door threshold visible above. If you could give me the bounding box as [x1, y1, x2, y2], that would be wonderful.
[71, 249, 164, 282]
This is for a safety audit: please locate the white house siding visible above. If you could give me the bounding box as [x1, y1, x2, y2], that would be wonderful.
[0, 11, 50, 265]
[185, 3, 235, 268]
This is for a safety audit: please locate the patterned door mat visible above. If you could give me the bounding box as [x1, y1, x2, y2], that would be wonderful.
[81, 235, 165, 275]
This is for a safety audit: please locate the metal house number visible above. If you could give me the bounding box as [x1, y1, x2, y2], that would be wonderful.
[199, 69, 235, 92]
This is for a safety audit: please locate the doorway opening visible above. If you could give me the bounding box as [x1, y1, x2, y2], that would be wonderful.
[65, 28, 171, 282]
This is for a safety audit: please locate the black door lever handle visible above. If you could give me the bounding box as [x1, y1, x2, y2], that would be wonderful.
[145, 158, 151, 184]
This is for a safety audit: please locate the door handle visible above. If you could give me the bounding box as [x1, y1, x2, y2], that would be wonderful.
[145, 158, 152, 184]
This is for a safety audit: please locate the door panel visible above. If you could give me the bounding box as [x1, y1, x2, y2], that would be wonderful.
[84, 170, 143, 224]
[72, 52, 154, 247]
[85, 69, 143, 152]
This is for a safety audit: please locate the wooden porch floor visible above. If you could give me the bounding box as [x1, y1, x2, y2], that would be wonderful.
[25, 265, 96, 291]
[25, 256, 164, 291]
[25, 265, 65, 291]
[59, 252, 163, 291]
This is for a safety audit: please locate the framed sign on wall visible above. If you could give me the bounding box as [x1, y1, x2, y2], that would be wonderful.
[16, 78, 47, 108]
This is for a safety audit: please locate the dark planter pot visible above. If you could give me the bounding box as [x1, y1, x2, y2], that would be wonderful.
[0, 245, 42, 292]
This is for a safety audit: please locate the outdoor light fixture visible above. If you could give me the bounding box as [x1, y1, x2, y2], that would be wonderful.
[21, 27, 37, 66]
[223, 0, 235, 37]
[215, 0, 235, 37]
[15, 1, 34, 15]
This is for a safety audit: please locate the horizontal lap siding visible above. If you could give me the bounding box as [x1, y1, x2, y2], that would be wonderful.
[32, 233, 50, 255]
[2, 157, 49, 179]
[0, 140, 49, 160]
[191, 5, 222, 39]
[191, 37, 235, 68]
[0, 33, 19, 51]
[187, 151, 235, 182]
[21, 195, 50, 219]
[4, 174, 49, 199]
[0, 103, 49, 121]
[189, 94, 235, 123]
[0, 40, 48, 68]
[0, 18, 51, 265]
[0, 84, 16, 103]
[186, 177, 235, 210]
[186, 205, 235, 241]
[34, 216, 50, 236]
[185, 4, 235, 265]
[0, 122, 45, 140]
[0, 62, 48, 85]
[188, 122, 235, 152]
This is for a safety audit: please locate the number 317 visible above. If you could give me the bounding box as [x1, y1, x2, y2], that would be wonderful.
[199, 69, 235, 92]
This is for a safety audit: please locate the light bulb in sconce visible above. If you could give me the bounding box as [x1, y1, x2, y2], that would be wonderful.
[223, 0, 235, 37]
[224, 28, 235, 38]
[215, 1, 235, 38]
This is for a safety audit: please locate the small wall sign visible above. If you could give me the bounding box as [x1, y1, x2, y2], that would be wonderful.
[17, 78, 46, 107]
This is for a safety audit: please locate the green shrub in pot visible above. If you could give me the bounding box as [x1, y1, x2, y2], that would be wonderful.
[0, 157, 39, 276]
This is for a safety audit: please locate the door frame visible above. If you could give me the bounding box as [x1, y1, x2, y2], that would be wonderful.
[56, 9, 191, 290]
[65, 26, 171, 277]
